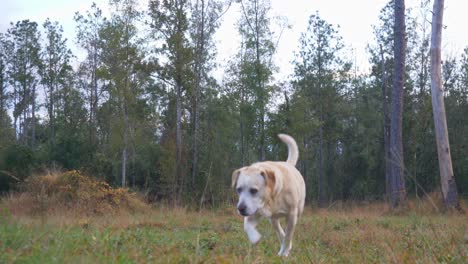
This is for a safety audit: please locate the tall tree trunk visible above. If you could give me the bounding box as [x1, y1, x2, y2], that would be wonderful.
[389, 0, 407, 209]
[176, 79, 182, 197]
[122, 143, 127, 188]
[380, 45, 391, 200]
[254, 0, 265, 161]
[91, 47, 98, 145]
[48, 79, 56, 166]
[240, 90, 245, 166]
[31, 85, 36, 149]
[22, 106, 27, 144]
[239, 40, 246, 166]
[0, 62, 4, 135]
[430, 0, 460, 209]
[13, 84, 17, 141]
[318, 117, 326, 207]
[89, 76, 94, 144]
[301, 106, 308, 196]
[317, 46, 326, 208]
[317, 69, 325, 207]
[122, 22, 131, 189]
[122, 100, 129, 188]
[192, 0, 205, 187]
[240, 107, 245, 166]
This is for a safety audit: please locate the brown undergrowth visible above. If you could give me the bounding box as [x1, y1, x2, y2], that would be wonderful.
[4, 170, 150, 217]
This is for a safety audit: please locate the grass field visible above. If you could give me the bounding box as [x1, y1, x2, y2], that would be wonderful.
[0, 203, 467, 264]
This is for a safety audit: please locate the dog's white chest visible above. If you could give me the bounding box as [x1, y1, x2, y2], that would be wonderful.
[258, 207, 272, 217]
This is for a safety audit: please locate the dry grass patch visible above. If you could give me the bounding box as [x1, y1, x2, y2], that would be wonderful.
[4, 170, 150, 217]
[1, 187, 466, 263]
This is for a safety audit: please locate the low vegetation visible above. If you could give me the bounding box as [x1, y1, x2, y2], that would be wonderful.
[4, 170, 149, 216]
[0, 175, 466, 263]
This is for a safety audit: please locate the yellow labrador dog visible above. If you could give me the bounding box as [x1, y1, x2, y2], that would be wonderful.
[232, 134, 306, 257]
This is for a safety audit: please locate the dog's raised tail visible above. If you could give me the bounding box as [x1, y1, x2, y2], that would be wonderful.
[278, 134, 299, 166]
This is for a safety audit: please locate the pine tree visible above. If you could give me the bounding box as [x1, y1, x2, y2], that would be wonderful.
[74, 3, 106, 146]
[189, 0, 223, 188]
[6, 20, 41, 147]
[0, 34, 9, 145]
[238, 0, 276, 161]
[40, 19, 73, 165]
[149, 0, 193, 198]
[99, 0, 147, 188]
[292, 12, 347, 207]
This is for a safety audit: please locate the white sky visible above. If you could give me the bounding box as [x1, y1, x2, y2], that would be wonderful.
[1, 0, 467, 82]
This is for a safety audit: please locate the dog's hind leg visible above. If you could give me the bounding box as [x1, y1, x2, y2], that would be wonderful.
[244, 215, 261, 244]
[278, 208, 298, 257]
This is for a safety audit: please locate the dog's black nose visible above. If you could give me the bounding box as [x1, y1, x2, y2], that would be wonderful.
[237, 204, 248, 216]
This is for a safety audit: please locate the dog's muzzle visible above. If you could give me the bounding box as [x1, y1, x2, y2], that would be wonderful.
[237, 203, 249, 216]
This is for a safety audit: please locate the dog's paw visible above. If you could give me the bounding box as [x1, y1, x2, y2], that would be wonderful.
[278, 244, 291, 257]
[248, 231, 261, 245]
[249, 233, 262, 245]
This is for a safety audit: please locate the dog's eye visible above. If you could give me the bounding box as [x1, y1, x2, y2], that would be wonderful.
[236, 187, 242, 193]
[250, 188, 258, 195]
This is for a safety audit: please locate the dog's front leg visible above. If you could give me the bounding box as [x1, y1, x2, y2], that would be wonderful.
[278, 208, 298, 257]
[244, 215, 261, 244]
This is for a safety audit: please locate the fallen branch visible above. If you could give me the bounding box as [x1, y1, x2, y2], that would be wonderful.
[0, 170, 21, 182]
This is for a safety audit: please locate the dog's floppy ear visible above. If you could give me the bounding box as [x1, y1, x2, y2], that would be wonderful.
[231, 169, 241, 188]
[261, 169, 282, 196]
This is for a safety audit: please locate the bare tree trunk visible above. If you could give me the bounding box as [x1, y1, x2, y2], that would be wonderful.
[122, 71, 129, 188]
[430, 0, 460, 209]
[48, 78, 56, 167]
[192, 0, 205, 187]
[301, 136, 307, 187]
[122, 137, 127, 188]
[0, 61, 4, 134]
[122, 19, 132, 189]
[31, 85, 36, 149]
[13, 84, 18, 141]
[252, 0, 265, 161]
[389, 0, 407, 209]
[121, 82, 130, 188]
[318, 119, 326, 207]
[240, 107, 245, 166]
[380, 45, 391, 200]
[22, 107, 27, 144]
[317, 47, 326, 208]
[52, 82, 56, 155]
[91, 47, 98, 145]
[176, 79, 182, 197]
[300, 92, 308, 188]
[239, 39, 246, 166]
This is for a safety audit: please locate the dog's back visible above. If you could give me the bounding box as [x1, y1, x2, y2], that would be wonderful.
[258, 134, 305, 216]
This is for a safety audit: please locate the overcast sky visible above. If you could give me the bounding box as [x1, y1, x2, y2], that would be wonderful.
[1, 0, 467, 81]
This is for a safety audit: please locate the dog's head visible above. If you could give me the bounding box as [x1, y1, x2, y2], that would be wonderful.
[232, 166, 281, 216]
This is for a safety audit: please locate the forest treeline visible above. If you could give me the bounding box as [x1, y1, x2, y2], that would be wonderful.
[0, 0, 466, 206]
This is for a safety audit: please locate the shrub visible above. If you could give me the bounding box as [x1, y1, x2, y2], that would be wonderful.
[6, 170, 150, 216]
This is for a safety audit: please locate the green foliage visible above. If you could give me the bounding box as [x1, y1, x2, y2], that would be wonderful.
[5, 20, 41, 148]
[287, 12, 351, 204]
[0, 144, 35, 179]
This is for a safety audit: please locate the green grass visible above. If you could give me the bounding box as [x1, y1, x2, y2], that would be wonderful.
[0, 205, 466, 263]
